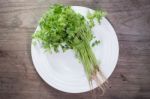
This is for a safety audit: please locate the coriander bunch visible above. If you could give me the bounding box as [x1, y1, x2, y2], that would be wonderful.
[33, 4, 107, 94]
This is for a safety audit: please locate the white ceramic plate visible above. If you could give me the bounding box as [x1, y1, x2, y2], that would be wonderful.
[31, 6, 119, 93]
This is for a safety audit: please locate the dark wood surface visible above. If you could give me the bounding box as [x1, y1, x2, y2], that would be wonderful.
[0, 0, 150, 99]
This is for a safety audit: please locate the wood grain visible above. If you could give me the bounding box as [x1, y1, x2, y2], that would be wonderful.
[0, 0, 150, 99]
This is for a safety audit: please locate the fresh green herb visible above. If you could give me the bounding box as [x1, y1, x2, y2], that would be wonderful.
[87, 10, 106, 28]
[32, 4, 107, 93]
[92, 40, 101, 47]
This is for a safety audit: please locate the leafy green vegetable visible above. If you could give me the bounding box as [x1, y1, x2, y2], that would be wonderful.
[87, 10, 106, 25]
[92, 40, 101, 47]
[32, 4, 107, 93]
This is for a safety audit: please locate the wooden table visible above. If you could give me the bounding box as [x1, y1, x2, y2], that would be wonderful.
[0, 0, 150, 99]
